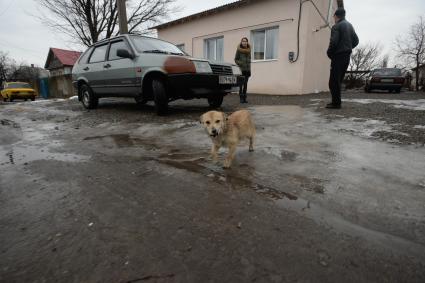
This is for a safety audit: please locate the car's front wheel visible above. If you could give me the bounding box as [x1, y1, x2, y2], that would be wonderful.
[31, 96, 35, 101]
[208, 94, 224, 108]
[152, 79, 168, 115]
[80, 84, 98, 109]
[2, 97, 7, 102]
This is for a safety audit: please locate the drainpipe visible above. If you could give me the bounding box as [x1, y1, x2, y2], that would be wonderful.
[327, 0, 334, 27]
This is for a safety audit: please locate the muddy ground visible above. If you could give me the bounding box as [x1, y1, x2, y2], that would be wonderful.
[1, 90, 425, 283]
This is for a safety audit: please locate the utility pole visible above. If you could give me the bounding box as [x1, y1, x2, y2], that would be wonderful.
[117, 0, 129, 34]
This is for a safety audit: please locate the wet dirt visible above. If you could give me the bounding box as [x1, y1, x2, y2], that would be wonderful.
[1, 94, 425, 282]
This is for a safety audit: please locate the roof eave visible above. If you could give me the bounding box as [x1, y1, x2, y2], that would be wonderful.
[151, 0, 252, 30]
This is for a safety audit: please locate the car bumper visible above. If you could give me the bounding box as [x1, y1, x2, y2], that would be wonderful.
[368, 83, 403, 90]
[7, 93, 36, 98]
[167, 74, 244, 98]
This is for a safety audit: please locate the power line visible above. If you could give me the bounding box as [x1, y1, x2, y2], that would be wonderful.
[0, 41, 46, 56]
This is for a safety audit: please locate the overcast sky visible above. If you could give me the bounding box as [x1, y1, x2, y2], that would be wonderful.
[0, 0, 424, 67]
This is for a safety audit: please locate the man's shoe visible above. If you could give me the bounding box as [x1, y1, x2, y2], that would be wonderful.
[240, 96, 244, 103]
[326, 103, 341, 109]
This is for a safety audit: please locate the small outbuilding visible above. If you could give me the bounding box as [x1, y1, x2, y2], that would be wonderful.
[44, 48, 82, 98]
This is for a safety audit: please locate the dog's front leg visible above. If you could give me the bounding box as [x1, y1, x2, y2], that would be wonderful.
[223, 144, 237, 168]
[211, 143, 220, 162]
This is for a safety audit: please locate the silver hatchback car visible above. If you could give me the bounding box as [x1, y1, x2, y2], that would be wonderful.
[72, 34, 243, 114]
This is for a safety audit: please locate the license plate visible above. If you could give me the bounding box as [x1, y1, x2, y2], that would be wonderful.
[219, 76, 237, 85]
[381, 79, 393, 83]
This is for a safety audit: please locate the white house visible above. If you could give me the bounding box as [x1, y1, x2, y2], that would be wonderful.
[152, 0, 344, 95]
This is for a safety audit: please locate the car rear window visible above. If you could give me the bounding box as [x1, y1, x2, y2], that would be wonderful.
[89, 44, 108, 63]
[79, 47, 93, 64]
[6, 83, 31, 89]
[373, 69, 402, 76]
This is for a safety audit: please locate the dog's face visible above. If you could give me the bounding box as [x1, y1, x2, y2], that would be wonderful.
[200, 111, 227, 138]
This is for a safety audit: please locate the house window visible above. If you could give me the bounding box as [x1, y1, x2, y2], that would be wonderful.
[204, 37, 224, 61]
[251, 27, 279, 61]
[176, 44, 185, 52]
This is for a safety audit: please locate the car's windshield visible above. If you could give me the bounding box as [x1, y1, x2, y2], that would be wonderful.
[373, 69, 402, 77]
[6, 83, 32, 89]
[130, 36, 185, 55]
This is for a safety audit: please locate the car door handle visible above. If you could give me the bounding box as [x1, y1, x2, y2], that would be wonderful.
[83, 67, 89, 71]
[104, 64, 111, 69]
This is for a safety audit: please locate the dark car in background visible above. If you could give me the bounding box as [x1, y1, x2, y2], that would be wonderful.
[72, 34, 243, 115]
[365, 68, 405, 93]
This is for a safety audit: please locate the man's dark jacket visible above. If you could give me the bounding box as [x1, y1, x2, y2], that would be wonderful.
[327, 18, 359, 59]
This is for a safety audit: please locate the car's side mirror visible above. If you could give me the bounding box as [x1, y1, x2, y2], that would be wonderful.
[117, 49, 134, 59]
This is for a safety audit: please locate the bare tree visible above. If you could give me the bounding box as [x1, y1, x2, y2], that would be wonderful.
[0, 52, 41, 87]
[36, 0, 178, 46]
[346, 42, 382, 88]
[0, 51, 14, 86]
[395, 16, 425, 91]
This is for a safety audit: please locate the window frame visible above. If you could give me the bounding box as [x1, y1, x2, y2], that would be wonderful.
[78, 47, 94, 64]
[204, 36, 224, 61]
[107, 39, 133, 62]
[88, 43, 109, 64]
[251, 26, 279, 62]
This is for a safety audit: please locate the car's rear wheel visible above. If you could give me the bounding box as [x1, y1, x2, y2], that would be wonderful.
[80, 84, 98, 109]
[152, 79, 168, 115]
[365, 86, 371, 93]
[208, 94, 224, 108]
[395, 88, 401, 93]
[10, 96, 14, 102]
[31, 96, 35, 101]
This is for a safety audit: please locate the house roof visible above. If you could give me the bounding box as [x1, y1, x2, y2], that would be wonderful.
[44, 48, 82, 69]
[152, 0, 344, 30]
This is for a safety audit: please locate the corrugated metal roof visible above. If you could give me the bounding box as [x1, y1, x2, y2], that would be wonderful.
[152, 0, 344, 30]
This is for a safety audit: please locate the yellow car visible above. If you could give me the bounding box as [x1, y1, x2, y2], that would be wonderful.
[1, 82, 37, 102]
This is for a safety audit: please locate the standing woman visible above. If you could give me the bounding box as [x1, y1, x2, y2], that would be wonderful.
[235, 37, 251, 103]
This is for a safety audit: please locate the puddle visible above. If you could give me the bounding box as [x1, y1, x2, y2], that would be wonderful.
[83, 134, 160, 151]
[0, 144, 88, 167]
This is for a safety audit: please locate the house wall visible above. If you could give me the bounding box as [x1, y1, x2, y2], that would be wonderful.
[301, 0, 338, 94]
[48, 74, 73, 98]
[157, 0, 336, 95]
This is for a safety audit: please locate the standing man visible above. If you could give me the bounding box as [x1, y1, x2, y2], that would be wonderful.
[326, 8, 359, 109]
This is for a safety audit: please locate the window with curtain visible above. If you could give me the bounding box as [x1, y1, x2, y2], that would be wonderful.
[204, 37, 224, 61]
[251, 27, 279, 61]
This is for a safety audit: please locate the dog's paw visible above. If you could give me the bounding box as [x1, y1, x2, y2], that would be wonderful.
[249, 148, 254, 152]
